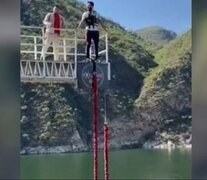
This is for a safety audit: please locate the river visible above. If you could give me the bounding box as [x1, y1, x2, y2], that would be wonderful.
[21, 149, 191, 179]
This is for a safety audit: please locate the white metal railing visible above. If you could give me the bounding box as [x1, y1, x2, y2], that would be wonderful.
[20, 25, 109, 82]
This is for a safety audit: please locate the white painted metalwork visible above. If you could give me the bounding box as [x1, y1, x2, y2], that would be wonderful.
[21, 26, 110, 83]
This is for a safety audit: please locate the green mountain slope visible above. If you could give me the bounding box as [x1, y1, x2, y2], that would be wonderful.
[133, 31, 192, 147]
[136, 26, 177, 46]
[155, 30, 191, 64]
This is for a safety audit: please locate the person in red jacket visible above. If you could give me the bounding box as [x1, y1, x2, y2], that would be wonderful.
[78, 1, 107, 61]
[41, 5, 65, 61]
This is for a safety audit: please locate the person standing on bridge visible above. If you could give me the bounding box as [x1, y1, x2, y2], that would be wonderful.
[77, 1, 107, 61]
[41, 5, 65, 61]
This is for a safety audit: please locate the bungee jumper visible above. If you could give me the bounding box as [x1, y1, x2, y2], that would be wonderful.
[77, 1, 108, 61]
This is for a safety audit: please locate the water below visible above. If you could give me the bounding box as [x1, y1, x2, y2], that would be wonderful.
[21, 149, 191, 179]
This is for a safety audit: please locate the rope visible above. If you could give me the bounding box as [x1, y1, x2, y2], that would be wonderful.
[104, 122, 109, 180]
[92, 61, 98, 180]
[104, 93, 109, 180]
[92, 62, 109, 180]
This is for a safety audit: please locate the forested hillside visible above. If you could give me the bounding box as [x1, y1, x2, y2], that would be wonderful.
[134, 31, 192, 148]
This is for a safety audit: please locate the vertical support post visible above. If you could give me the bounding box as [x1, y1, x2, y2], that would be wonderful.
[90, 46, 92, 59]
[108, 62, 111, 81]
[92, 61, 98, 180]
[63, 38, 67, 61]
[74, 30, 77, 78]
[34, 36, 37, 60]
[105, 33, 109, 63]
[42, 27, 46, 77]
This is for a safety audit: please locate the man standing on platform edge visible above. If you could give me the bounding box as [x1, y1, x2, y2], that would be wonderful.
[77, 1, 108, 61]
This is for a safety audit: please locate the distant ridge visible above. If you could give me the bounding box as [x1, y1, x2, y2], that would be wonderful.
[136, 26, 177, 45]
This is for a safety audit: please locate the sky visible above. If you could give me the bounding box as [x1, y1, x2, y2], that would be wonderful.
[79, 0, 192, 35]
